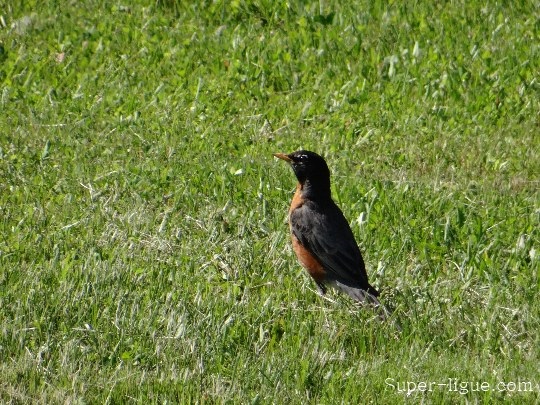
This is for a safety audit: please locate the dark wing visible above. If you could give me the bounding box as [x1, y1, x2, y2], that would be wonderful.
[290, 199, 372, 291]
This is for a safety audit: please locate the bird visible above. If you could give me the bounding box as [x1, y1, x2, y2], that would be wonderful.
[273, 150, 381, 306]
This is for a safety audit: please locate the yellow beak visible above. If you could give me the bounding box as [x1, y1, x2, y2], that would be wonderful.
[273, 153, 292, 163]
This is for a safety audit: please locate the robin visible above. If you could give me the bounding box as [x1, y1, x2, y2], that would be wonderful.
[274, 150, 381, 305]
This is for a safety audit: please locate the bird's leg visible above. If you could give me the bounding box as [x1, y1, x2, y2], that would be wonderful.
[316, 282, 327, 295]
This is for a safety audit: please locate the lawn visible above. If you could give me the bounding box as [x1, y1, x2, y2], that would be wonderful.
[1, 0, 539, 403]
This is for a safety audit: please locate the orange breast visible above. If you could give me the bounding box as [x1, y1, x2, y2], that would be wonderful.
[291, 234, 326, 282]
[289, 183, 304, 213]
[289, 183, 326, 282]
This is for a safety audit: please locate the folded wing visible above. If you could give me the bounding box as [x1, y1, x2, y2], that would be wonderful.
[290, 200, 372, 292]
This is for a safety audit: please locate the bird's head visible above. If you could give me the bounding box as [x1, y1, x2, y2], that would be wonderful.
[273, 150, 331, 196]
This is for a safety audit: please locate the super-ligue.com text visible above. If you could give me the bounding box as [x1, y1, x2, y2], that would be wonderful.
[385, 377, 538, 396]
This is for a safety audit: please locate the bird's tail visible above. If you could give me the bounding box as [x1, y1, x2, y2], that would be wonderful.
[333, 281, 378, 304]
[334, 281, 392, 320]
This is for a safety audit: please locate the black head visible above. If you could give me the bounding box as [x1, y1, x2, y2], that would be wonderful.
[273, 150, 331, 197]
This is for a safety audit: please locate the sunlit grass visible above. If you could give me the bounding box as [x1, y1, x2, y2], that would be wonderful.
[1, 0, 539, 402]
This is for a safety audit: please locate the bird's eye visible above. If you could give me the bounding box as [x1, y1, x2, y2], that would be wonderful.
[297, 154, 308, 161]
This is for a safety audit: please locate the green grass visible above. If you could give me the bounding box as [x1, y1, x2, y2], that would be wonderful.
[1, 0, 539, 402]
